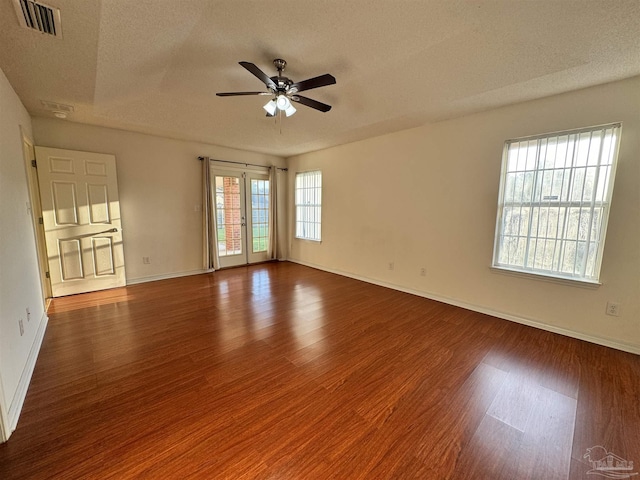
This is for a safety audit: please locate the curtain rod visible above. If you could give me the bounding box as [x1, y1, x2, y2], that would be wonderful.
[198, 156, 288, 171]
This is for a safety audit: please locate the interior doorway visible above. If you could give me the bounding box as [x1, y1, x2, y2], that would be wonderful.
[212, 167, 270, 268]
[21, 131, 51, 303]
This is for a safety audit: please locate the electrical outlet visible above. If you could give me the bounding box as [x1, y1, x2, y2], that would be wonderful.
[388, 262, 394, 271]
[194, 204, 202, 212]
[142, 257, 151, 264]
[606, 301, 621, 317]
[420, 267, 426, 277]
[19, 319, 24, 336]
[26, 307, 31, 322]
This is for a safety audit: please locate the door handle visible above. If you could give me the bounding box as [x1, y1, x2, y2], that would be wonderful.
[62, 227, 118, 241]
[92, 228, 118, 236]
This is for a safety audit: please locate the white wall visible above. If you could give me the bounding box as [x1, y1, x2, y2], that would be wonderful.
[287, 77, 640, 352]
[32, 119, 285, 283]
[0, 67, 47, 436]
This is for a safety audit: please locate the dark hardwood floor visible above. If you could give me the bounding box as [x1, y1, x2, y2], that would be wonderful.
[0, 262, 638, 479]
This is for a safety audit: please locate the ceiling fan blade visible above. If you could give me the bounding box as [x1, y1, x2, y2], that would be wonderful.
[216, 92, 271, 96]
[291, 74, 336, 93]
[291, 95, 332, 112]
[239, 61, 278, 90]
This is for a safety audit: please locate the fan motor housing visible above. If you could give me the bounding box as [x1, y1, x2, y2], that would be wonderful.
[270, 76, 293, 93]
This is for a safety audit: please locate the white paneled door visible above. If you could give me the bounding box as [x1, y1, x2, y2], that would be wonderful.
[35, 147, 126, 297]
[213, 168, 270, 268]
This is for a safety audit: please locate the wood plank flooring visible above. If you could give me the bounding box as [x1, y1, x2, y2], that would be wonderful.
[0, 262, 638, 479]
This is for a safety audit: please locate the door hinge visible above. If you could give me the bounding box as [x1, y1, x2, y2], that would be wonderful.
[45, 271, 50, 279]
[39, 217, 43, 224]
[31, 159, 37, 168]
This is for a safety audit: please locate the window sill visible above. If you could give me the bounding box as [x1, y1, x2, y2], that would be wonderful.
[490, 266, 601, 289]
[295, 237, 322, 243]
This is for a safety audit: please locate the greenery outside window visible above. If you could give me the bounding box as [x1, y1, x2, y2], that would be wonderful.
[493, 123, 621, 283]
[295, 170, 322, 241]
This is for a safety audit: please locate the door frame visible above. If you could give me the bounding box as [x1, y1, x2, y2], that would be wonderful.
[0, 369, 8, 442]
[21, 129, 52, 304]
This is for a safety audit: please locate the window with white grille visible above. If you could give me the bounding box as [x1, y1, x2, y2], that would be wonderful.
[295, 171, 322, 241]
[493, 123, 621, 283]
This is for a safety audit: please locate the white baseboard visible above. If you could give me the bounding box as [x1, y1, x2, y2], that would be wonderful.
[8, 312, 48, 432]
[126, 262, 290, 286]
[288, 259, 640, 355]
[126, 269, 208, 285]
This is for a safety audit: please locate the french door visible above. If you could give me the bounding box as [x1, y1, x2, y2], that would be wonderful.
[212, 168, 270, 268]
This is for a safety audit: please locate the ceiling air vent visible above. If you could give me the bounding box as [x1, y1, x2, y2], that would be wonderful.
[12, 0, 62, 38]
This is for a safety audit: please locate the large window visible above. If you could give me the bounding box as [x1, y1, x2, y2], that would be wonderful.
[493, 123, 621, 283]
[295, 170, 322, 241]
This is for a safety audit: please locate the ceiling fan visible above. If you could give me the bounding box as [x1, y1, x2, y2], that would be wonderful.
[216, 59, 336, 117]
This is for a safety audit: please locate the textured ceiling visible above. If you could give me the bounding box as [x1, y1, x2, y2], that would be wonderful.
[1, 0, 639, 157]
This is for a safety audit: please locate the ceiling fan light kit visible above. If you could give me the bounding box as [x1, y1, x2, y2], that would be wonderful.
[263, 99, 277, 116]
[284, 104, 296, 117]
[276, 95, 289, 110]
[217, 58, 336, 119]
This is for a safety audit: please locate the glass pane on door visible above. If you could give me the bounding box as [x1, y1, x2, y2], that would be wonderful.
[250, 179, 269, 253]
[215, 176, 243, 257]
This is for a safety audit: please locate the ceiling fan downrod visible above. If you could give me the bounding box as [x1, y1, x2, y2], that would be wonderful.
[273, 58, 287, 76]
